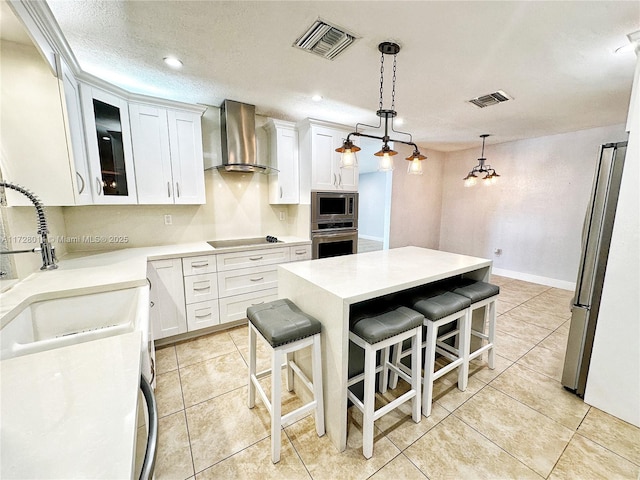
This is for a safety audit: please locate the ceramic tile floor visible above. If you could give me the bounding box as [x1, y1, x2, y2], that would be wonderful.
[153, 275, 640, 479]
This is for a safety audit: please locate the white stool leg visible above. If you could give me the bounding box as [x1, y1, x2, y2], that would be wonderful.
[248, 325, 257, 409]
[311, 334, 325, 436]
[488, 300, 496, 369]
[388, 343, 401, 390]
[458, 310, 471, 392]
[362, 342, 376, 459]
[410, 326, 422, 422]
[423, 321, 437, 417]
[285, 352, 294, 392]
[271, 347, 282, 463]
[379, 346, 390, 393]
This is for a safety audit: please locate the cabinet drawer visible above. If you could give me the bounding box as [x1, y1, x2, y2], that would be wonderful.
[184, 273, 218, 304]
[289, 245, 312, 261]
[216, 247, 290, 271]
[182, 255, 217, 276]
[218, 289, 279, 324]
[217, 265, 278, 298]
[186, 300, 220, 331]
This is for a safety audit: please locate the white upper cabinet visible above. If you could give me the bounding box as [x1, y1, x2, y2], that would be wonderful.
[167, 109, 206, 204]
[264, 119, 299, 204]
[79, 84, 138, 204]
[298, 119, 358, 193]
[59, 59, 93, 204]
[130, 104, 205, 205]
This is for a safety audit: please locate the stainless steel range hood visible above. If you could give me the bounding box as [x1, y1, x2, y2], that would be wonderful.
[218, 100, 271, 173]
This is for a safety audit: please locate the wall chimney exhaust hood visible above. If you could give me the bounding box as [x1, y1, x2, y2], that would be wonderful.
[217, 100, 273, 173]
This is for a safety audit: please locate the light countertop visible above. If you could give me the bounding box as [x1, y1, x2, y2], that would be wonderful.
[1, 237, 310, 327]
[279, 246, 493, 304]
[0, 331, 142, 479]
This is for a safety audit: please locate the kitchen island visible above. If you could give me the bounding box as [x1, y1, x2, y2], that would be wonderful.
[278, 246, 492, 451]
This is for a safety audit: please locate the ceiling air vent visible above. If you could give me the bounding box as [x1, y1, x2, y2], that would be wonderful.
[468, 90, 513, 108]
[293, 19, 357, 60]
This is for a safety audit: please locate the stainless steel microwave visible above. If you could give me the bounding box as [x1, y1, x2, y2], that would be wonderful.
[311, 191, 358, 232]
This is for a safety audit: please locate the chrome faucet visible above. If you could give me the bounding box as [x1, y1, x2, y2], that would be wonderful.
[0, 182, 57, 270]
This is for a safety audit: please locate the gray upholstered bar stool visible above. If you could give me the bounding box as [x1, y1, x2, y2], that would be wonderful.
[388, 289, 472, 417]
[450, 279, 500, 370]
[247, 299, 325, 464]
[348, 303, 424, 459]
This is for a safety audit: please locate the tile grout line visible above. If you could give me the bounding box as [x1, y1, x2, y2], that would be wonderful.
[174, 346, 198, 480]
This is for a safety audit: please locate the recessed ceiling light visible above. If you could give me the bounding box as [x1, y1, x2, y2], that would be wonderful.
[312, 94, 323, 102]
[163, 56, 183, 68]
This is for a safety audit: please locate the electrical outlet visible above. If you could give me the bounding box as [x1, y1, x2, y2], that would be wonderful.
[164, 214, 172, 225]
[279, 211, 286, 221]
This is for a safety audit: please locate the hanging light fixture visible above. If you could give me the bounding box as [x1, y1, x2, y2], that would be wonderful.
[463, 134, 500, 187]
[336, 42, 427, 175]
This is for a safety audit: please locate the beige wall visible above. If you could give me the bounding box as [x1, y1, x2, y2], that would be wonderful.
[438, 123, 628, 285]
[389, 144, 445, 249]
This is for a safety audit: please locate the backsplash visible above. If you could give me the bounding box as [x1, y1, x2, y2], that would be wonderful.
[61, 169, 306, 252]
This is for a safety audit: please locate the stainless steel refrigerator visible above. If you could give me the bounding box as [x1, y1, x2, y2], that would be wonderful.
[562, 141, 628, 397]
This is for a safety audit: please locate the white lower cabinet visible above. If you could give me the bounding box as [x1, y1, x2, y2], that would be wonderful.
[148, 243, 311, 340]
[186, 300, 220, 331]
[218, 289, 279, 324]
[148, 259, 187, 340]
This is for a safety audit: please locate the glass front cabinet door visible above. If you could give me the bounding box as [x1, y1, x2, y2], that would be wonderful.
[79, 84, 137, 204]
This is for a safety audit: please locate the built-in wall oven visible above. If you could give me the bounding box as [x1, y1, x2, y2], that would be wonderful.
[311, 191, 358, 259]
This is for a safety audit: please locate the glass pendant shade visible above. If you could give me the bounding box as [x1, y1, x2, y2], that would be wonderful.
[463, 173, 478, 187]
[407, 158, 423, 175]
[339, 149, 358, 168]
[335, 140, 361, 169]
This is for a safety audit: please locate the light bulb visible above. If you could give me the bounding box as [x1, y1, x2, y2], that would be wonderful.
[464, 176, 477, 187]
[340, 149, 357, 168]
[378, 153, 394, 171]
[407, 158, 423, 175]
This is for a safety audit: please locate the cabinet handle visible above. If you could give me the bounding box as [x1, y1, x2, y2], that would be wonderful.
[194, 308, 212, 318]
[333, 173, 337, 186]
[249, 256, 263, 261]
[280, 186, 283, 198]
[251, 301, 265, 306]
[176, 182, 180, 197]
[295, 250, 306, 255]
[146, 277, 152, 289]
[76, 172, 85, 194]
[191, 261, 209, 268]
[338, 173, 343, 186]
[167, 182, 171, 197]
[95, 177, 103, 195]
[193, 286, 210, 292]
[250, 277, 264, 282]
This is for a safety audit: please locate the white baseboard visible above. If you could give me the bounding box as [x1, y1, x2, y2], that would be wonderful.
[492, 268, 576, 291]
[358, 234, 384, 242]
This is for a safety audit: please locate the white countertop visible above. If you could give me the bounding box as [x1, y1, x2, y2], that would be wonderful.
[0, 237, 310, 327]
[279, 246, 493, 304]
[0, 331, 142, 479]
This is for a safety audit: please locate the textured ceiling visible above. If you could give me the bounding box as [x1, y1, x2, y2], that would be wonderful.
[22, 2, 640, 150]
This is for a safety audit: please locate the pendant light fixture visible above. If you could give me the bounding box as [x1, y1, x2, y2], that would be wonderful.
[336, 42, 427, 175]
[463, 134, 500, 187]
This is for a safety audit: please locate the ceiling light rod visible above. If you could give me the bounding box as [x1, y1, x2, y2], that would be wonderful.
[463, 134, 500, 187]
[336, 42, 427, 174]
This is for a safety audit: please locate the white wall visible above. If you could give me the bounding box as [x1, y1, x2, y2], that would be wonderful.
[584, 40, 640, 427]
[358, 171, 388, 241]
[389, 145, 445, 249]
[439, 124, 628, 286]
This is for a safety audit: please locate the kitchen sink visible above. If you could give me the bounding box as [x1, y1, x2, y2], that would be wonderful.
[208, 237, 283, 249]
[0, 286, 149, 361]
